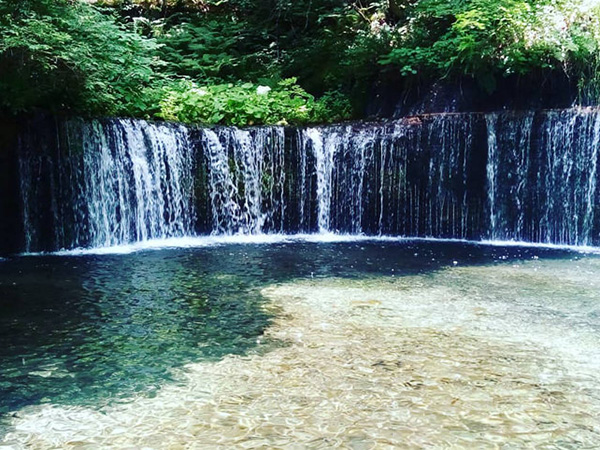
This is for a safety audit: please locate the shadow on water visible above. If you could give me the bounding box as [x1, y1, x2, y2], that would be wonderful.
[0, 240, 593, 417]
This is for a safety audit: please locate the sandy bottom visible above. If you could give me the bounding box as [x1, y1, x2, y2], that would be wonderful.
[2, 260, 600, 449]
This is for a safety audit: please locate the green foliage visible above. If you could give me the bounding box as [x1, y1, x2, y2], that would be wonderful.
[0, 0, 360, 123]
[158, 78, 321, 126]
[312, 90, 354, 124]
[0, 0, 160, 115]
[4, 0, 600, 122]
[379, 0, 600, 95]
[156, 19, 241, 79]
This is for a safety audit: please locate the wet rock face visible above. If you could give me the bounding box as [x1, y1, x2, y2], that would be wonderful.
[3, 107, 600, 253]
[367, 72, 578, 119]
[0, 115, 25, 254]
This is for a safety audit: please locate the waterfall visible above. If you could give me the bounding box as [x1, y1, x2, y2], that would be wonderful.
[9, 108, 600, 253]
[18, 119, 195, 251]
[485, 113, 499, 237]
[200, 129, 243, 234]
[484, 109, 600, 246]
[200, 127, 286, 234]
[485, 111, 535, 241]
[80, 120, 194, 247]
[295, 116, 482, 237]
[302, 128, 334, 233]
[538, 110, 600, 245]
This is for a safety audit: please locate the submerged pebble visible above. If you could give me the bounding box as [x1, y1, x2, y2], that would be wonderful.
[3, 257, 600, 448]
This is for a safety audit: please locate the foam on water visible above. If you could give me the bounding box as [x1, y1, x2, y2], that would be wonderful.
[37, 234, 600, 256]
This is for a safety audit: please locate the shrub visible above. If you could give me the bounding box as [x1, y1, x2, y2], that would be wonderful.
[158, 78, 317, 126]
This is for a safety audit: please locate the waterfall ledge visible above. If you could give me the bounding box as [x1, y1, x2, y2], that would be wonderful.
[3, 109, 600, 253]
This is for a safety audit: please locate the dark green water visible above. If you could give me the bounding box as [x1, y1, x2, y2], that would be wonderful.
[0, 239, 588, 416]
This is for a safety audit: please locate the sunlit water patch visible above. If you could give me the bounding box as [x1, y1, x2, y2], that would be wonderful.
[1, 242, 600, 447]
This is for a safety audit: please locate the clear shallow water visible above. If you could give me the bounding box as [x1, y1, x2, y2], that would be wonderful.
[1, 240, 600, 447]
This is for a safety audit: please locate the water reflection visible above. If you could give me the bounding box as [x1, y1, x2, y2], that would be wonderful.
[0, 251, 271, 414]
[0, 241, 598, 447]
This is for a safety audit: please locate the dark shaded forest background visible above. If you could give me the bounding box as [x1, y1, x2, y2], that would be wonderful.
[2, 0, 600, 125]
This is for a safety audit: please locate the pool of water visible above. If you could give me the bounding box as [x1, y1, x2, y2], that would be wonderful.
[1, 239, 599, 448]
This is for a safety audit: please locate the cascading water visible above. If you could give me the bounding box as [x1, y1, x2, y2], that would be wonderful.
[538, 110, 600, 245]
[295, 115, 483, 237]
[200, 127, 287, 234]
[83, 120, 194, 246]
[486, 113, 499, 237]
[485, 108, 600, 246]
[18, 119, 195, 251]
[200, 128, 243, 234]
[302, 128, 334, 233]
[9, 107, 600, 253]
